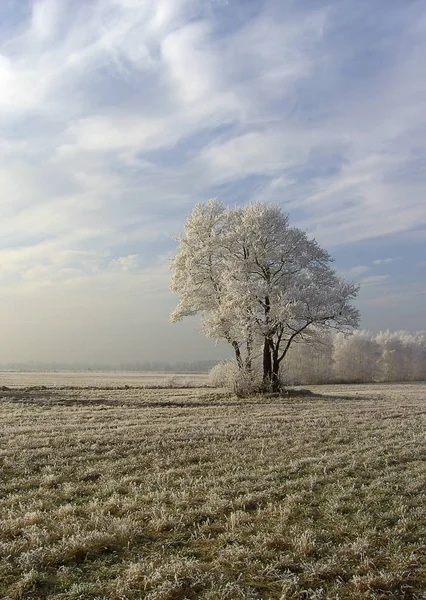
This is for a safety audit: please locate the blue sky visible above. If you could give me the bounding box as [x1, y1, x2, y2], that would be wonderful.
[0, 0, 425, 364]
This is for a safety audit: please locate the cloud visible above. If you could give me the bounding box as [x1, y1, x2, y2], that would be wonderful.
[361, 275, 390, 286]
[3, 1, 424, 252]
[373, 257, 401, 265]
[110, 254, 141, 272]
[31, 0, 60, 41]
[345, 265, 370, 277]
[200, 130, 309, 183]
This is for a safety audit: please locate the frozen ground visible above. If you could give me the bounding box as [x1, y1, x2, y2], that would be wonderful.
[0, 370, 209, 388]
[309, 381, 426, 401]
[0, 381, 424, 599]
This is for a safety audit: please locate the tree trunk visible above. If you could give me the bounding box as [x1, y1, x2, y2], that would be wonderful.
[263, 338, 272, 384]
[271, 352, 281, 392]
[245, 331, 253, 371]
[263, 294, 272, 386]
[232, 341, 243, 369]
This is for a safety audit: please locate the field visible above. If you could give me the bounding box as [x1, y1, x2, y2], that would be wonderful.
[0, 377, 425, 599]
[0, 371, 209, 388]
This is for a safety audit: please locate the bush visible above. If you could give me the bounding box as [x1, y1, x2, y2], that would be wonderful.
[209, 361, 239, 388]
[209, 361, 263, 397]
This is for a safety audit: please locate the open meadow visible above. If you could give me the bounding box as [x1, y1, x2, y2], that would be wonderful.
[0, 378, 425, 599]
[0, 371, 209, 389]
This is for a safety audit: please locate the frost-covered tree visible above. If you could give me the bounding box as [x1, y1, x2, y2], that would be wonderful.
[376, 330, 406, 382]
[280, 331, 334, 385]
[375, 330, 426, 382]
[333, 330, 381, 382]
[170, 200, 359, 391]
[402, 331, 426, 381]
[330, 329, 426, 383]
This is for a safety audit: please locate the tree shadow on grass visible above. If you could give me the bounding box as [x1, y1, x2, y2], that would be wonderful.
[0, 385, 376, 408]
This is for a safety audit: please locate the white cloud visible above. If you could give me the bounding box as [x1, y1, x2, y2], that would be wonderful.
[200, 129, 317, 184]
[373, 257, 401, 265]
[65, 116, 173, 153]
[361, 275, 390, 286]
[292, 151, 426, 246]
[346, 266, 370, 277]
[161, 21, 215, 104]
[31, 0, 60, 41]
[110, 254, 141, 271]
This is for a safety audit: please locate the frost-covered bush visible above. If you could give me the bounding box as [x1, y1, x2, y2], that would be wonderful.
[233, 366, 264, 397]
[209, 361, 239, 388]
[209, 361, 263, 396]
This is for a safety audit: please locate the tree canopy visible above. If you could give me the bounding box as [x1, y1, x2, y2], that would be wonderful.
[170, 200, 360, 391]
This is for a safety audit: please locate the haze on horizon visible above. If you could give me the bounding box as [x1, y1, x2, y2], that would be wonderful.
[0, 0, 425, 365]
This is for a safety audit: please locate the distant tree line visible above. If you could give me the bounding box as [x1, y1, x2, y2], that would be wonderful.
[3, 330, 424, 384]
[281, 329, 426, 384]
[0, 360, 218, 373]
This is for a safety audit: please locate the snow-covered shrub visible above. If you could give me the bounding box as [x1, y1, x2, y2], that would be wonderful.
[209, 361, 263, 396]
[209, 361, 239, 388]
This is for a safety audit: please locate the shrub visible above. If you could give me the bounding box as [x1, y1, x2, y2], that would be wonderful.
[209, 361, 263, 397]
[209, 361, 238, 388]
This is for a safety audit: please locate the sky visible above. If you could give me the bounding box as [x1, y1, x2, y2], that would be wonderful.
[0, 0, 425, 365]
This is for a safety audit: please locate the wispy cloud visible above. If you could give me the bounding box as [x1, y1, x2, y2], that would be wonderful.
[373, 257, 401, 265]
[345, 265, 370, 277]
[110, 254, 141, 272]
[361, 275, 390, 286]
